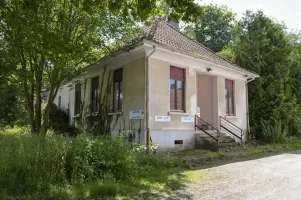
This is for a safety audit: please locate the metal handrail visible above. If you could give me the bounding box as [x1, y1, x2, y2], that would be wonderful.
[195, 115, 219, 149]
[220, 116, 244, 145]
[220, 116, 244, 135]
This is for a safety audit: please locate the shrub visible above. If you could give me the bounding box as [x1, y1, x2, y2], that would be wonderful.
[48, 103, 75, 134]
[260, 119, 288, 143]
[0, 132, 179, 199]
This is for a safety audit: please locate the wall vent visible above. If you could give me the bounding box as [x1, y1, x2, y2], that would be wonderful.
[174, 140, 183, 145]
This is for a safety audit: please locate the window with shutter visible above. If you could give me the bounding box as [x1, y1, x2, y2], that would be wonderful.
[170, 66, 185, 111]
[74, 83, 81, 115]
[225, 79, 235, 115]
[91, 76, 99, 113]
[113, 68, 123, 111]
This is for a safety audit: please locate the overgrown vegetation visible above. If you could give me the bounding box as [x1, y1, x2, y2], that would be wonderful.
[1, 1, 301, 199]
[0, 0, 202, 135]
[218, 11, 301, 141]
[0, 129, 187, 199]
[48, 103, 74, 134]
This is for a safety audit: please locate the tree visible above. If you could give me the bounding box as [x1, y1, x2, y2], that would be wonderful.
[220, 11, 298, 139]
[185, 4, 235, 52]
[0, 0, 202, 134]
[288, 32, 301, 103]
[0, 32, 19, 126]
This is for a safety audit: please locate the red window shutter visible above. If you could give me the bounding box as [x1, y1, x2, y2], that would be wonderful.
[225, 79, 234, 88]
[170, 66, 185, 80]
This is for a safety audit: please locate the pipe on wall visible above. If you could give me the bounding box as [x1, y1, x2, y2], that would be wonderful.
[145, 45, 156, 144]
[246, 77, 256, 141]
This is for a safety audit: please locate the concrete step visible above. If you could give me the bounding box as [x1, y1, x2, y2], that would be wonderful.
[196, 130, 219, 137]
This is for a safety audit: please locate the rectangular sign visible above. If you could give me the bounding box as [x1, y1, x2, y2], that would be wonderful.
[129, 110, 144, 120]
[155, 116, 171, 122]
[181, 117, 194, 123]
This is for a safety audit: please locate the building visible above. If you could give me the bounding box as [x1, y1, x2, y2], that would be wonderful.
[53, 19, 259, 151]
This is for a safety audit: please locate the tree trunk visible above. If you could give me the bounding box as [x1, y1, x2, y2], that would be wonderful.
[41, 85, 59, 135]
[19, 47, 37, 134]
[34, 60, 43, 133]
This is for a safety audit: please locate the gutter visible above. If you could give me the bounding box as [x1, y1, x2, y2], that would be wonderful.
[143, 41, 259, 78]
[145, 45, 156, 143]
[246, 77, 256, 141]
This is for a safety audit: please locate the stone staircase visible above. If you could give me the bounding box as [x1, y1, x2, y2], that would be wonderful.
[195, 130, 238, 151]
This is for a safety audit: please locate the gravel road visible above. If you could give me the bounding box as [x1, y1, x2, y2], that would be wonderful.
[176, 151, 301, 200]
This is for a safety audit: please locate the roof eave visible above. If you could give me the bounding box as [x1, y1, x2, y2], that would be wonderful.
[86, 41, 144, 70]
[143, 40, 259, 78]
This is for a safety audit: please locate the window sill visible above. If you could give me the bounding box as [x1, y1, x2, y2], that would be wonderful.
[168, 111, 189, 116]
[226, 115, 237, 119]
[108, 111, 123, 116]
[86, 112, 98, 117]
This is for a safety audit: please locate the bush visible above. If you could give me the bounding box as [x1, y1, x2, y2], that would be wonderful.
[259, 120, 288, 143]
[0, 132, 179, 199]
[49, 103, 75, 134]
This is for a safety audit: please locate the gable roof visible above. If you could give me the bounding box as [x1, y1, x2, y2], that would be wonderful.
[98, 19, 258, 77]
[142, 20, 258, 76]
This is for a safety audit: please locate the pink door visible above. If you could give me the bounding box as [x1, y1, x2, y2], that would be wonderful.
[197, 75, 213, 125]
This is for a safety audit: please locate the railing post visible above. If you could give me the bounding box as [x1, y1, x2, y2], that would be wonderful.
[241, 130, 243, 146]
[147, 128, 151, 154]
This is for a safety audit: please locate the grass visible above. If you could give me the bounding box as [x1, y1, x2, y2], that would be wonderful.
[172, 138, 301, 168]
[2, 127, 301, 199]
[0, 128, 206, 200]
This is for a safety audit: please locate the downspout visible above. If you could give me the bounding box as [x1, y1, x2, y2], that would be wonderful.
[145, 45, 156, 144]
[246, 77, 255, 141]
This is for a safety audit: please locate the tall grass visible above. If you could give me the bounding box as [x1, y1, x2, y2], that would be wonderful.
[0, 130, 182, 199]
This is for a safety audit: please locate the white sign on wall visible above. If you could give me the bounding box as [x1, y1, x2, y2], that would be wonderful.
[129, 110, 144, 120]
[181, 117, 194, 123]
[155, 116, 171, 122]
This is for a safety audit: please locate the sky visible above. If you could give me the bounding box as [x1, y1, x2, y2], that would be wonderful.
[202, 0, 301, 31]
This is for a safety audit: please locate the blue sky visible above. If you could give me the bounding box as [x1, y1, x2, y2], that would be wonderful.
[202, 0, 301, 31]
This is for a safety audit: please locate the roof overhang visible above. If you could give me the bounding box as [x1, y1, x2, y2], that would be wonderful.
[143, 40, 259, 79]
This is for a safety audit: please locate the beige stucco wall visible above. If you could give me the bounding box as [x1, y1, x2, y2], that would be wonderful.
[53, 57, 146, 142]
[148, 58, 197, 150]
[53, 52, 249, 149]
[148, 58, 197, 130]
[110, 57, 146, 143]
[147, 58, 248, 149]
[55, 83, 74, 124]
[217, 76, 247, 141]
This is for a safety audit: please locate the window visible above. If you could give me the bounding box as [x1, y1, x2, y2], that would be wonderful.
[113, 68, 123, 111]
[91, 76, 99, 113]
[74, 83, 81, 115]
[170, 66, 185, 111]
[225, 79, 235, 115]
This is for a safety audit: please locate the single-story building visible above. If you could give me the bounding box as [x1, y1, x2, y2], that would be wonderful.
[51, 19, 259, 151]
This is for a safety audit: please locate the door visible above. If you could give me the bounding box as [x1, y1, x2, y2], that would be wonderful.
[197, 75, 213, 125]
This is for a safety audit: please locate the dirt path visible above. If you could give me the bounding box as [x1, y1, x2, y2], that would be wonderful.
[170, 151, 301, 200]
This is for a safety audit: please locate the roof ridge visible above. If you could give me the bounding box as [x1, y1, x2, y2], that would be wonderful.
[145, 19, 160, 40]
[159, 20, 243, 69]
